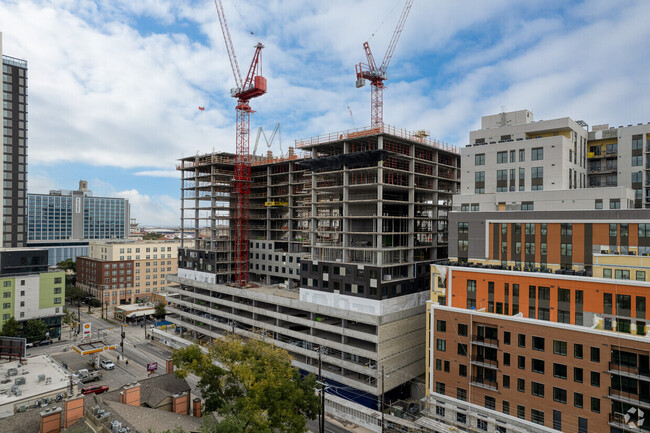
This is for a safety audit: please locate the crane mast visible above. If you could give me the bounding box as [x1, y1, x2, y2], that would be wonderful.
[355, 0, 413, 128]
[214, 0, 267, 287]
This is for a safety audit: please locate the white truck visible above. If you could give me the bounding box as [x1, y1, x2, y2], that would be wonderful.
[74, 369, 103, 383]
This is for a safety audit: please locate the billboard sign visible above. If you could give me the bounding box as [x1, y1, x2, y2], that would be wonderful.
[0, 337, 26, 360]
[147, 362, 158, 372]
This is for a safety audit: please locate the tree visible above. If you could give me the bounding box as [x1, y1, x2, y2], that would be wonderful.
[143, 232, 165, 240]
[154, 302, 166, 320]
[173, 335, 319, 433]
[56, 258, 76, 272]
[24, 319, 47, 342]
[1, 317, 20, 337]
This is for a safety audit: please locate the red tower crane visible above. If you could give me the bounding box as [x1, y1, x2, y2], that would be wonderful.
[355, 0, 413, 128]
[214, 0, 267, 287]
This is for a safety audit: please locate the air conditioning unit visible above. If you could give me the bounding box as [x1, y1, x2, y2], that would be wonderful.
[14, 377, 25, 386]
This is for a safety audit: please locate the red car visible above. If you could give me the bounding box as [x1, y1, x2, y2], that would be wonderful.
[81, 385, 109, 395]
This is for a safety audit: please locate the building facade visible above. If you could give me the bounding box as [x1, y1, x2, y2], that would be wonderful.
[461, 110, 588, 196]
[587, 123, 650, 208]
[426, 303, 648, 433]
[1, 33, 28, 248]
[448, 209, 650, 273]
[0, 249, 65, 338]
[27, 180, 131, 265]
[77, 240, 180, 306]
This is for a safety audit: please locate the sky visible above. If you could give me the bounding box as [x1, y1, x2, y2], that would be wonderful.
[1, 0, 649, 226]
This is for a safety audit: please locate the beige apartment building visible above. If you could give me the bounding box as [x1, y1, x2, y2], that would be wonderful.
[78, 240, 180, 305]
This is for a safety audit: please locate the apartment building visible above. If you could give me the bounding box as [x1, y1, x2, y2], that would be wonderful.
[0, 248, 65, 338]
[170, 125, 460, 407]
[27, 180, 131, 265]
[461, 110, 588, 197]
[77, 240, 180, 305]
[587, 122, 650, 208]
[1, 33, 28, 248]
[448, 210, 650, 273]
[435, 265, 650, 333]
[426, 303, 648, 433]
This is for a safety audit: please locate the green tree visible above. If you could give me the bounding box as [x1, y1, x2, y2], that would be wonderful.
[154, 302, 167, 320]
[24, 319, 47, 342]
[173, 335, 319, 433]
[1, 316, 20, 337]
[143, 232, 165, 240]
[56, 258, 76, 272]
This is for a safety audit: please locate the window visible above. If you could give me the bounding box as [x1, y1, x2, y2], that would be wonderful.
[637, 271, 646, 281]
[436, 339, 446, 352]
[560, 243, 572, 256]
[517, 378, 525, 392]
[518, 355, 525, 369]
[504, 331, 511, 345]
[595, 199, 603, 209]
[591, 371, 600, 387]
[531, 382, 544, 397]
[458, 323, 468, 336]
[435, 382, 445, 395]
[531, 409, 544, 425]
[561, 223, 572, 236]
[518, 334, 525, 348]
[503, 352, 510, 366]
[610, 199, 620, 209]
[553, 387, 567, 404]
[531, 147, 543, 160]
[532, 358, 544, 373]
[532, 336, 545, 351]
[502, 400, 510, 415]
[457, 388, 467, 401]
[475, 171, 485, 182]
[519, 149, 525, 161]
[553, 340, 567, 355]
[436, 320, 446, 332]
[590, 347, 600, 362]
[497, 151, 508, 164]
[591, 397, 600, 413]
[632, 155, 643, 166]
[485, 396, 496, 411]
[457, 343, 467, 356]
[603, 268, 612, 278]
[475, 154, 485, 165]
[574, 392, 583, 408]
[554, 363, 567, 379]
[459, 364, 467, 377]
[531, 166, 543, 178]
[503, 374, 510, 388]
[517, 405, 525, 419]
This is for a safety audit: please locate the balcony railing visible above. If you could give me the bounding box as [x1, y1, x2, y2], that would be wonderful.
[472, 336, 499, 348]
[471, 376, 497, 391]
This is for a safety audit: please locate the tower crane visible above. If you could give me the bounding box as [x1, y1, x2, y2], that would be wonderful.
[355, 0, 413, 128]
[214, 0, 267, 287]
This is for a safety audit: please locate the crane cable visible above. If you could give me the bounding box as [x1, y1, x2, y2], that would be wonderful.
[368, 0, 403, 39]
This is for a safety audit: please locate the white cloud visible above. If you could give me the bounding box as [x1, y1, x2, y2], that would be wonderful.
[1, 0, 648, 184]
[115, 189, 179, 227]
[133, 170, 180, 178]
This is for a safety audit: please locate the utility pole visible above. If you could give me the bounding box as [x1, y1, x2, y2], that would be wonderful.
[318, 347, 325, 433]
[120, 324, 125, 360]
[77, 302, 81, 334]
[381, 366, 385, 433]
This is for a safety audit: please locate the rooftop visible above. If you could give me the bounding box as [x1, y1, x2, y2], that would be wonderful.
[0, 355, 70, 417]
[2, 55, 27, 68]
[295, 123, 459, 154]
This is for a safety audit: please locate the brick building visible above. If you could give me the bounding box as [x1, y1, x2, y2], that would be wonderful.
[426, 304, 648, 433]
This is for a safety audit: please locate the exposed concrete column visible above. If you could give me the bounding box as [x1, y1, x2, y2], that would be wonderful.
[310, 156, 318, 258]
[342, 140, 349, 263]
[377, 136, 384, 267]
[408, 144, 415, 275]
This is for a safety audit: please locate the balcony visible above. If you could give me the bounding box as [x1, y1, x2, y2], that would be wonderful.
[609, 362, 650, 379]
[470, 356, 498, 369]
[472, 336, 499, 349]
[610, 412, 650, 431]
[609, 387, 650, 408]
[471, 376, 497, 391]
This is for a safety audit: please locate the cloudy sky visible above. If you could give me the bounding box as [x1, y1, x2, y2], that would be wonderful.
[1, 0, 649, 226]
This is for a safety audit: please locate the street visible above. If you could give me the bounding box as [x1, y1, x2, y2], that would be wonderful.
[31, 304, 356, 433]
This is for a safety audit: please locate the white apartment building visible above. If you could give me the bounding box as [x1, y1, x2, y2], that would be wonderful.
[461, 110, 588, 196]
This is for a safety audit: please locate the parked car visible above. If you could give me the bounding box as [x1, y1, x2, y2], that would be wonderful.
[25, 342, 34, 349]
[34, 339, 53, 347]
[74, 369, 103, 383]
[100, 360, 115, 370]
[81, 385, 109, 395]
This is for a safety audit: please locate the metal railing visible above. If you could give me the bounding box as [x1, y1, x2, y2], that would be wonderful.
[295, 124, 459, 154]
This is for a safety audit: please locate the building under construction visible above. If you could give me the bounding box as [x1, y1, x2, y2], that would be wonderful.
[170, 125, 460, 406]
